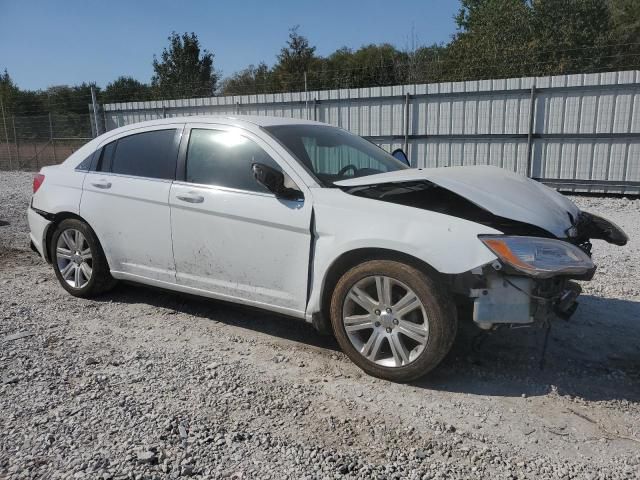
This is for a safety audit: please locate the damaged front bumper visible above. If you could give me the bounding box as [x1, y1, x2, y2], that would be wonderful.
[465, 231, 605, 329]
[469, 271, 583, 329]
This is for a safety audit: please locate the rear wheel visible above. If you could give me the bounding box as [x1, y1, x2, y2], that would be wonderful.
[50, 219, 116, 297]
[330, 260, 457, 382]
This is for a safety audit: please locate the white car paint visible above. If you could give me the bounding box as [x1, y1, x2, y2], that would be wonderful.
[80, 123, 186, 283]
[305, 188, 501, 319]
[169, 123, 314, 314]
[28, 166, 85, 259]
[28, 115, 591, 322]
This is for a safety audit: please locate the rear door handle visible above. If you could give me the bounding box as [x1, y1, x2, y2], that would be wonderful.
[91, 180, 112, 189]
[176, 192, 204, 204]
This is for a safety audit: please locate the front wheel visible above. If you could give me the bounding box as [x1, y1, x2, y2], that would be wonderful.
[50, 218, 116, 297]
[330, 260, 457, 382]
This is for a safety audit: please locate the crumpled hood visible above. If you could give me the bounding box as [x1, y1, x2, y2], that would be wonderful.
[334, 166, 580, 238]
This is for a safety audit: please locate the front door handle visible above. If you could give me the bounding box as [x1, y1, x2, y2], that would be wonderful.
[176, 192, 204, 204]
[91, 180, 112, 189]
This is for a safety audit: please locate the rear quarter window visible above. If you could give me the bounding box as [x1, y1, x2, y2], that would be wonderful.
[97, 141, 116, 172]
[75, 153, 94, 171]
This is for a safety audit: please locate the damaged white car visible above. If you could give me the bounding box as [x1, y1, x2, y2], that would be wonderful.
[27, 116, 628, 382]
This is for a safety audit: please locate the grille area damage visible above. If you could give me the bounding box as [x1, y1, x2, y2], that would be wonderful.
[341, 180, 624, 328]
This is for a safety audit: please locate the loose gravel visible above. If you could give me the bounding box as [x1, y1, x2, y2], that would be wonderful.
[1, 171, 639, 479]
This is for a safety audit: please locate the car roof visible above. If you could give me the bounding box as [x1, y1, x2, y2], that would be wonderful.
[61, 115, 330, 170]
[108, 115, 325, 133]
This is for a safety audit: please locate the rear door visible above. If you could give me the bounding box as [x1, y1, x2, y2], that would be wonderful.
[80, 125, 183, 283]
[169, 124, 313, 316]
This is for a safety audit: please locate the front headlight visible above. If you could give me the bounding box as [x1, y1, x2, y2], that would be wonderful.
[479, 235, 594, 278]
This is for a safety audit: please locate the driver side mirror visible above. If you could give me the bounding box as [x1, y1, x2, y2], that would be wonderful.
[391, 148, 410, 166]
[251, 163, 302, 201]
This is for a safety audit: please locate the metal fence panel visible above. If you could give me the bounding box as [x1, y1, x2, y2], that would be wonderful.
[4, 71, 635, 193]
[96, 70, 640, 193]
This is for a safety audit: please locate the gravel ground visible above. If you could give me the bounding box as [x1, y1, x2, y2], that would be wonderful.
[1, 170, 639, 480]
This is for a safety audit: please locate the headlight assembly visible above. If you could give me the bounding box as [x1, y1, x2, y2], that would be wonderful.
[479, 235, 594, 278]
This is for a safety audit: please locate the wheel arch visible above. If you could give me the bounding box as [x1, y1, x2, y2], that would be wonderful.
[315, 247, 447, 335]
[43, 212, 100, 264]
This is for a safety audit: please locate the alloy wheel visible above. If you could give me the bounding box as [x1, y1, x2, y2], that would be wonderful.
[55, 228, 93, 289]
[342, 275, 429, 368]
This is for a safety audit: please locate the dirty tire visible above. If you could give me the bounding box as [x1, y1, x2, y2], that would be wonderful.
[50, 218, 117, 298]
[330, 260, 457, 383]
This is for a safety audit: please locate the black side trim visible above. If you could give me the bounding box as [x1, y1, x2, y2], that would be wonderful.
[305, 208, 316, 307]
[32, 207, 55, 221]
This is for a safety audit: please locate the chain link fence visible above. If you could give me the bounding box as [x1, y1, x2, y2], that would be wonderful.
[0, 113, 93, 171]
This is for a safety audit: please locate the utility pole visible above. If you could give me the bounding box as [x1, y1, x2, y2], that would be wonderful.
[0, 97, 12, 169]
[49, 112, 57, 163]
[12, 116, 18, 169]
[304, 71, 308, 120]
[90, 86, 100, 137]
[525, 82, 537, 178]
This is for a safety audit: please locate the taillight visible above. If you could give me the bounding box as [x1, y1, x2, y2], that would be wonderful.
[33, 174, 45, 194]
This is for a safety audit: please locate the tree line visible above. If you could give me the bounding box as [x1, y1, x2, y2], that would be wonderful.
[1, 0, 638, 123]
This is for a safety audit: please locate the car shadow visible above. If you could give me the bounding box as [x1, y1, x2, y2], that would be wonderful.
[97, 281, 341, 352]
[97, 284, 640, 403]
[417, 295, 640, 402]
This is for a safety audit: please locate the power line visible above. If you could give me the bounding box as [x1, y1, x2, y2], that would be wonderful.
[4, 48, 640, 114]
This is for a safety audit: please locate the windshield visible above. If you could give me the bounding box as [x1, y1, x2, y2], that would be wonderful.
[264, 124, 409, 186]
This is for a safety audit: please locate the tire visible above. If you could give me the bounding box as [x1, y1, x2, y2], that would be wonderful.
[50, 218, 117, 298]
[330, 260, 457, 382]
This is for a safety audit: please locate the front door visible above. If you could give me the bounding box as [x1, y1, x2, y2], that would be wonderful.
[169, 125, 312, 316]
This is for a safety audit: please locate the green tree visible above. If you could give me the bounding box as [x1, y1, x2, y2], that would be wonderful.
[310, 44, 409, 90]
[408, 44, 449, 84]
[446, 0, 533, 80]
[273, 26, 317, 91]
[0, 69, 20, 112]
[102, 76, 152, 104]
[45, 83, 98, 115]
[607, 0, 640, 69]
[152, 32, 219, 98]
[530, 0, 612, 75]
[221, 63, 276, 95]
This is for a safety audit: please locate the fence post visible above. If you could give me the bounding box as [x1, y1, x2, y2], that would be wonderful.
[0, 97, 12, 169]
[304, 71, 309, 120]
[525, 82, 537, 178]
[12, 116, 18, 169]
[90, 86, 100, 137]
[403, 92, 411, 158]
[49, 112, 57, 164]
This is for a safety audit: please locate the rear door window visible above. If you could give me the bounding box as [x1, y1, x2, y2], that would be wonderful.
[108, 129, 178, 180]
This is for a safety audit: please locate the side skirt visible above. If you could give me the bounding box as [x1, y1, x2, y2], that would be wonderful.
[110, 270, 307, 320]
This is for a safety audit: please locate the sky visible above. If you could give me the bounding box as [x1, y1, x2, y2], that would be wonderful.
[0, 0, 460, 91]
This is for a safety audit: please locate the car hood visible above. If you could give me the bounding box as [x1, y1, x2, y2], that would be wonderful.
[334, 166, 579, 238]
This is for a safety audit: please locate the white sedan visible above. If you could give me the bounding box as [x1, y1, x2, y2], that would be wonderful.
[27, 116, 627, 382]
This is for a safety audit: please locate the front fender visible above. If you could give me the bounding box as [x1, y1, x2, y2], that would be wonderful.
[306, 189, 500, 318]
